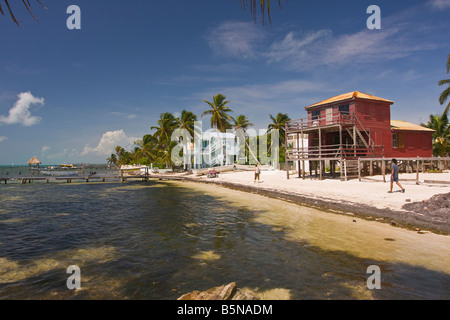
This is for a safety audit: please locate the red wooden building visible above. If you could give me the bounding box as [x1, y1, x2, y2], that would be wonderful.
[390, 120, 434, 157]
[285, 91, 435, 179]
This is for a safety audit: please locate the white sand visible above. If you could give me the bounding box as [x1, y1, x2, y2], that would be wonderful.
[189, 170, 450, 212]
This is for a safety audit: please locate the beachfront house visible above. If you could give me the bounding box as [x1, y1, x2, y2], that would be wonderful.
[192, 131, 237, 169]
[187, 128, 277, 170]
[390, 120, 435, 157]
[285, 91, 435, 180]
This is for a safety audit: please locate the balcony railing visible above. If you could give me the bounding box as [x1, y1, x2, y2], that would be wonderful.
[286, 145, 384, 160]
[286, 113, 355, 132]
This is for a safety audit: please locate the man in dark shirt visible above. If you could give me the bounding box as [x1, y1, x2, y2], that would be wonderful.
[388, 159, 405, 193]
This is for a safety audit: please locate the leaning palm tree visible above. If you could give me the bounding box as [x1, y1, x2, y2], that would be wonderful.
[438, 54, 450, 112]
[0, 0, 46, 26]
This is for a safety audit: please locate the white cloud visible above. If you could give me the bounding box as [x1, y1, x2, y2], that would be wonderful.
[261, 3, 444, 72]
[0, 91, 44, 126]
[323, 28, 405, 65]
[0, 136, 8, 143]
[264, 30, 331, 64]
[81, 130, 137, 156]
[205, 7, 441, 72]
[263, 20, 438, 71]
[429, 0, 450, 9]
[206, 21, 265, 59]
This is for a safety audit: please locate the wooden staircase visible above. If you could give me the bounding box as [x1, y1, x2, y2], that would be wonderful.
[342, 159, 359, 181]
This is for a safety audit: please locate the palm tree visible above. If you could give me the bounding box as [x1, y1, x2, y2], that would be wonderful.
[160, 140, 179, 169]
[268, 112, 291, 146]
[232, 114, 254, 131]
[232, 114, 259, 164]
[177, 110, 198, 137]
[0, 0, 46, 26]
[114, 146, 124, 160]
[106, 153, 117, 167]
[151, 112, 179, 148]
[201, 94, 233, 132]
[267, 113, 290, 166]
[175, 110, 198, 169]
[114, 145, 132, 166]
[422, 105, 450, 157]
[438, 54, 450, 112]
[151, 112, 179, 168]
[202, 94, 234, 166]
[133, 134, 159, 164]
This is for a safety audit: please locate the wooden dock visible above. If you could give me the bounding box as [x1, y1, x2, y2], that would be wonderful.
[0, 175, 141, 184]
[0, 174, 188, 185]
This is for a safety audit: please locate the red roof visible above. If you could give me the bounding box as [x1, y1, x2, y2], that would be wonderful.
[305, 91, 394, 110]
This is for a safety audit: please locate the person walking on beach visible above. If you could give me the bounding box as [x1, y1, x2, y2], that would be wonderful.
[388, 159, 405, 193]
[254, 164, 261, 183]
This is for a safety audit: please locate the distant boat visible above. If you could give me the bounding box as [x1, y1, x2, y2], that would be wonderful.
[120, 164, 150, 176]
[38, 163, 80, 176]
[59, 163, 75, 168]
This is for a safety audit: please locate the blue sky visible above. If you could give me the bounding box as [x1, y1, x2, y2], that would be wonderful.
[0, 0, 449, 164]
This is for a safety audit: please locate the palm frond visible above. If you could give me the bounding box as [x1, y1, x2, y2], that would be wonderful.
[240, 0, 285, 26]
[439, 87, 450, 106]
[1, 0, 46, 27]
[446, 54, 450, 74]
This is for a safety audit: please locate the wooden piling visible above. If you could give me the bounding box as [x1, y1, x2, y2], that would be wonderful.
[319, 160, 323, 180]
[416, 158, 420, 184]
[358, 158, 361, 181]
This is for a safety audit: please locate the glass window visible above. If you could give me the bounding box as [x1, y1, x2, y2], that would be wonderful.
[311, 110, 320, 120]
[338, 105, 350, 114]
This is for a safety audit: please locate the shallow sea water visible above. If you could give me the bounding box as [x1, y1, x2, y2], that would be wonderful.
[0, 180, 449, 299]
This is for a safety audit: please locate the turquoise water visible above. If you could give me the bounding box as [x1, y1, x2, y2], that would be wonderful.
[0, 180, 449, 299]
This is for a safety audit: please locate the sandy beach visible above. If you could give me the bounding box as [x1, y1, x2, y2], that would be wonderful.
[177, 169, 450, 235]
